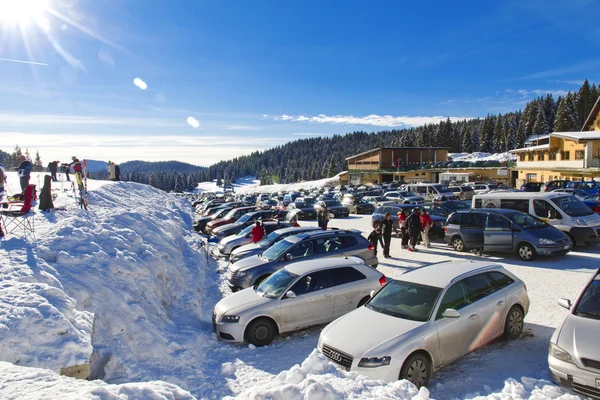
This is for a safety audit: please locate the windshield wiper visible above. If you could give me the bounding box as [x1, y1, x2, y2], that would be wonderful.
[574, 311, 600, 320]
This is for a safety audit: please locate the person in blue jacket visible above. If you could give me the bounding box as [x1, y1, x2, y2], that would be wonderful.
[17, 155, 33, 193]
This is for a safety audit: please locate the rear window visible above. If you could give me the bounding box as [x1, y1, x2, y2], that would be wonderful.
[447, 213, 462, 225]
[461, 187, 474, 192]
[500, 199, 529, 213]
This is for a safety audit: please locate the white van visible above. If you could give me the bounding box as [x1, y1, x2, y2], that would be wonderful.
[472, 192, 600, 247]
[402, 183, 458, 202]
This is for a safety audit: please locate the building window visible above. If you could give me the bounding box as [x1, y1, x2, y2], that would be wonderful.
[575, 150, 585, 160]
[561, 151, 570, 160]
[526, 173, 537, 182]
[519, 154, 526, 162]
[538, 152, 545, 161]
[549, 152, 557, 160]
[528, 153, 535, 161]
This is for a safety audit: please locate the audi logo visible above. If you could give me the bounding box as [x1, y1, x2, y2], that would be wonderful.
[329, 351, 343, 362]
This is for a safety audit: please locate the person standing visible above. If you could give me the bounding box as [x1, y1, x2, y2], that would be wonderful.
[420, 209, 433, 248]
[48, 161, 59, 182]
[114, 163, 121, 181]
[318, 205, 329, 230]
[61, 162, 71, 181]
[17, 155, 33, 193]
[250, 221, 265, 243]
[381, 213, 396, 258]
[397, 210, 409, 249]
[407, 209, 423, 252]
[107, 161, 116, 181]
[68, 156, 83, 189]
[367, 225, 384, 257]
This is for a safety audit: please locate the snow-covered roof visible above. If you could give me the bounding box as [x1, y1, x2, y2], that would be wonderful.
[551, 131, 600, 142]
[510, 143, 550, 153]
[524, 134, 549, 144]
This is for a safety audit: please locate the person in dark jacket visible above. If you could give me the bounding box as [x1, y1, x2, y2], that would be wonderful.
[367, 225, 384, 257]
[381, 213, 396, 258]
[407, 209, 423, 252]
[61, 163, 71, 181]
[115, 164, 121, 181]
[317, 206, 329, 230]
[17, 155, 33, 193]
[39, 175, 54, 212]
[47, 161, 59, 182]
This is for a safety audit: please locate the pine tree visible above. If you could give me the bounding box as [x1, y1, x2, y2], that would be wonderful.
[461, 125, 472, 153]
[492, 114, 503, 153]
[216, 177, 223, 187]
[577, 79, 592, 128]
[532, 106, 549, 135]
[553, 95, 577, 132]
[34, 151, 43, 172]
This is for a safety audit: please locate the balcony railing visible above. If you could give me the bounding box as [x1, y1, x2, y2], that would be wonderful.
[586, 159, 600, 168]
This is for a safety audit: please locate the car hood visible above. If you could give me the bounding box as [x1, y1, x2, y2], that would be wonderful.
[215, 222, 244, 233]
[220, 232, 246, 246]
[214, 287, 271, 317]
[533, 225, 570, 241]
[232, 242, 262, 255]
[207, 218, 232, 227]
[557, 314, 600, 363]
[229, 254, 269, 273]
[320, 306, 427, 357]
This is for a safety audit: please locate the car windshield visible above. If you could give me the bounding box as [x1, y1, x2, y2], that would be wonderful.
[214, 208, 230, 218]
[398, 191, 413, 197]
[262, 239, 294, 262]
[324, 201, 338, 207]
[237, 214, 252, 223]
[443, 201, 471, 211]
[366, 280, 442, 322]
[239, 225, 254, 237]
[295, 202, 309, 208]
[505, 212, 547, 229]
[256, 269, 299, 299]
[551, 196, 593, 217]
[573, 274, 600, 320]
[257, 232, 280, 247]
[433, 185, 450, 192]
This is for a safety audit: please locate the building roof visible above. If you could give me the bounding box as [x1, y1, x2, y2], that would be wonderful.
[582, 96, 600, 131]
[510, 143, 550, 153]
[398, 261, 502, 288]
[346, 147, 451, 161]
[551, 131, 600, 142]
[523, 134, 549, 144]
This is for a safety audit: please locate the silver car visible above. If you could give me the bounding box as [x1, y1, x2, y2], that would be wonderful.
[383, 191, 425, 204]
[227, 229, 378, 291]
[214, 257, 386, 346]
[549, 268, 600, 398]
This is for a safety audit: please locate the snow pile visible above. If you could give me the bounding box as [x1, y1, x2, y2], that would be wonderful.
[0, 361, 195, 400]
[449, 152, 516, 162]
[196, 174, 343, 195]
[229, 350, 423, 400]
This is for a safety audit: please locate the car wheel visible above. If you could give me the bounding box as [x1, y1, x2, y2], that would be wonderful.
[357, 296, 370, 308]
[245, 318, 277, 346]
[452, 237, 465, 252]
[254, 275, 270, 286]
[517, 243, 536, 261]
[504, 306, 524, 340]
[400, 353, 430, 389]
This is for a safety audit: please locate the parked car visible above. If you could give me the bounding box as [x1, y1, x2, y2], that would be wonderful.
[314, 200, 350, 218]
[445, 209, 572, 260]
[341, 197, 376, 214]
[318, 261, 530, 388]
[212, 210, 277, 238]
[296, 196, 316, 205]
[383, 191, 425, 204]
[548, 268, 600, 398]
[287, 201, 317, 219]
[566, 181, 600, 195]
[472, 183, 499, 195]
[552, 188, 592, 200]
[402, 183, 458, 202]
[372, 204, 446, 237]
[217, 220, 291, 255]
[205, 206, 257, 235]
[543, 180, 571, 192]
[194, 206, 234, 233]
[362, 196, 386, 207]
[258, 199, 278, 209]
[230, 226, 322, 263]
[520, 182, 544, 192]
[424, 200, 471, 219]
[214, 257, 386, 346]
[227, 229, 378, 291]
[448, 186, 475, 200]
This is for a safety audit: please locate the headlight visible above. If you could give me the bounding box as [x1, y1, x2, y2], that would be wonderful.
[539, 238, 556, 245]
[572, 218, 587, 226]
[549, 343, 574, 364]
[358, 356, 391, 368]
[221, 315, 240, 323]
[237, 270, 248, 277]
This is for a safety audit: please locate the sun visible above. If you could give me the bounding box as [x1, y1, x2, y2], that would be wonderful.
[0, 0, 50, 27]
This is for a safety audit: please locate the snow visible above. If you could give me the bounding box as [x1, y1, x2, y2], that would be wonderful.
[195, 174, 343, 195]
[449, 152, 517, 162]
[1, 170, 595, 400]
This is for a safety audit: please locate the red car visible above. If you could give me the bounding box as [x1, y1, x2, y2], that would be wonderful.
[205, 206, 257, 235]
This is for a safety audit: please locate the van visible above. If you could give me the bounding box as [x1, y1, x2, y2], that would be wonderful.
[472, 192, 600, 247]
[402, 183, 457, 202]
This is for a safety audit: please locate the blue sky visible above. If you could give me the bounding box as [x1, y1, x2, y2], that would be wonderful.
[0, 0, 599, 165]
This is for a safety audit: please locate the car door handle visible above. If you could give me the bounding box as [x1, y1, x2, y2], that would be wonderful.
[497, 301, 504, 306]
[485, 234, 491, 237]
[324, 293, 332, 298]
[469, 313, 477, 320]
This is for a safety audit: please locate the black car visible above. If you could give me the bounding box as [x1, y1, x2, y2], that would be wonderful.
[424, 200, 471, 219]
[520, 182, 544, 192]
[314, 200, 350, 218]
[341, 197, 375, 214]
[543, 180, 570, 192]
[286, 201, 317, 219]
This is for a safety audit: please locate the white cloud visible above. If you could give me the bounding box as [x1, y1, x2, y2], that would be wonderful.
[186, 116, 200, 128]
[223, 125, 259, 130]
[133, 77, 148, 90]
[505, 88, 568, 98]
[547, 79, 585, 85]
[274, 114, 469, 128]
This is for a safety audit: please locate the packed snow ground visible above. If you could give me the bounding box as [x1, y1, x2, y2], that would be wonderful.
[0, 171, 595, 399]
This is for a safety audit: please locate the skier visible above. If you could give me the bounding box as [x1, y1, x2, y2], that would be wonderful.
[48, 161, 59, 182]
[115, 164, 121, 181]
[17, 155, 33, 193]
[68, 156, 84, 189]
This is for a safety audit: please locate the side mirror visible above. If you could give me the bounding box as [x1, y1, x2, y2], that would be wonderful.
[442, 309, 461, 318]
[370, 290, 376, 298]
[558, 298, 572, 310]
[285, 290, 296, 299]
[285, 253, 294, 261]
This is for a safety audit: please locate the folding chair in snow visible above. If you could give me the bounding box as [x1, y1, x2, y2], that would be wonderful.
[0, 184, 37, 240]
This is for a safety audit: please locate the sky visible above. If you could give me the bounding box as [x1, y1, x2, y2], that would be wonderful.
[1, 0, 599, 166]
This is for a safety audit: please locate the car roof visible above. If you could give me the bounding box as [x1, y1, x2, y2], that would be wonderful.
[399, 261, 504, 288]
[456, 208, 518, 215]
[273, 226, 321, 235]
[294, 229, 362, 239]
[474, 192, 569, 199]
[284, 256, 365, 275]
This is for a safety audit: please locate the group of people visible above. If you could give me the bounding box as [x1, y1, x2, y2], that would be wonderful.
[317, 206, 329, 230]
[107, 161, 121, 181]
[368, 208, 433, 258]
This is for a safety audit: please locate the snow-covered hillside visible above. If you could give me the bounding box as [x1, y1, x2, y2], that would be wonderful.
[195, 174, 343, 195]
[449, 151, 517, 162]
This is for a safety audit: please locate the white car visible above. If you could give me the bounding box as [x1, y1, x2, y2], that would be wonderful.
[213, 257, 386, 346]
[318, 261, 529, 388]
[548, 268, 600, 398]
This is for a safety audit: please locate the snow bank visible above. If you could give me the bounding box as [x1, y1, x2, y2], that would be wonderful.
[0, 361, 195, 400]
[196, 174, 342, 196]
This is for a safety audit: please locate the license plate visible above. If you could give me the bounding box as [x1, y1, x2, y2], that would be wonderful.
[596, 378, 600, 389]
[563, 245, 570, 250]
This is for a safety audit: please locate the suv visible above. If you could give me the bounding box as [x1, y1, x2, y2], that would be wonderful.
[444, 209, 571, 260]
[520, 182, 544, 192]
[227, 229, 378, 291]
[543, 180, 570, 192]
[448, 186, 475, 200]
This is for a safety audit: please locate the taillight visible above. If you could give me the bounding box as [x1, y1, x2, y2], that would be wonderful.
[444, 226, 448, 233]
[594, 205, 599, 214]
[368, 244, 374, 251]
[379, 276, 386, 285]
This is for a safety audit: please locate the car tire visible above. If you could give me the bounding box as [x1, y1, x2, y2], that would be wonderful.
[357, 296, 370, 308]
[254, 275, 270, 287]
[452, 237, 466, 252]
[504, 306, 524, 340]
[517, 243, 536, 261]
[245, 318, 277, 346]
[400, 352, 431, 389]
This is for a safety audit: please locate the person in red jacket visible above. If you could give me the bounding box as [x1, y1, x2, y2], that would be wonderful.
[419, 209, 433, 248]
[250, 221, 265, 243]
